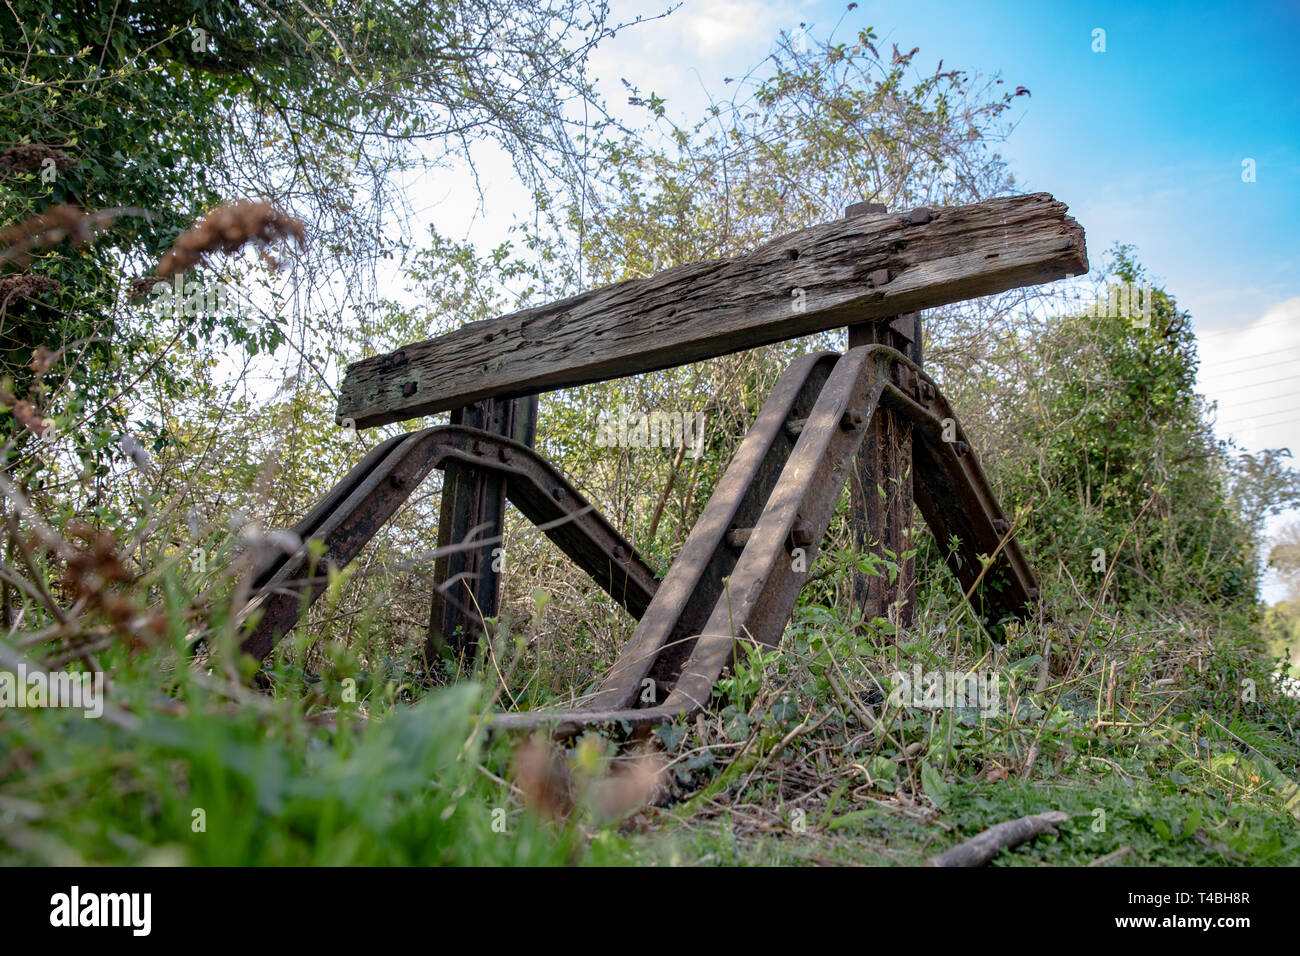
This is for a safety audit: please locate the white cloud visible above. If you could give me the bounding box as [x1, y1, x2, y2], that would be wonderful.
[679, 1, 787, 56]
[585, 0, 799, 129]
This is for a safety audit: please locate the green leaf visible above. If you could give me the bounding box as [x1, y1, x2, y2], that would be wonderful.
[867, 755, 896, 790]
[652, 722, 686, 752]
[920, 761, 950, 809]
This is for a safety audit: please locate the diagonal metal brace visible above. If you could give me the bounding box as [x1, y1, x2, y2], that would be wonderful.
[879, 352, 1040, 629]
[491, 344, 1040, 739]
[492, 344, 896, 737]
[239, 425, 659, 661]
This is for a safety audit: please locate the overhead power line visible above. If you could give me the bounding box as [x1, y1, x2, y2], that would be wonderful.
[1211, 374, 1300, 397]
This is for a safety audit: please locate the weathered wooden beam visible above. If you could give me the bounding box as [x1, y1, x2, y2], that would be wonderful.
[852, 382, 916, 628]
[426, 394, 537, 663]
[845, 202, 919, 631]
[338, 193, 1086, 429]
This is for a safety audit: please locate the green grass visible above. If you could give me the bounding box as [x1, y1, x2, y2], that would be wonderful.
[3, 559, 1298, 867]
[1, 667, 638, 865]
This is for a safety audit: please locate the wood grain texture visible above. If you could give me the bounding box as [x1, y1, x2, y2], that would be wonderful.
[845, 194, 920, 628]
[338, 193, 1087, 428]
[425, 395, 535, 662]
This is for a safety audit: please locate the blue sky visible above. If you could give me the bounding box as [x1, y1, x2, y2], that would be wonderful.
[577, 0, 1300, 328]
[417, 0, 1300, 596]
[834, 0, 1300, 329]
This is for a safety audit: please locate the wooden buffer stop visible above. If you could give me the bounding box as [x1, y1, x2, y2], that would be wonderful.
[242, 193, 1088, 737]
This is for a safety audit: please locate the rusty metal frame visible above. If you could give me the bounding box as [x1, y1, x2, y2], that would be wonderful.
[239, 425, 659, 661]
[879, 351, 1039, 628]
[241, 346, 1039, 744]
[585, 351, 839, 711]
[492, 345, 895, 736]
[490, 345, 1040, 739]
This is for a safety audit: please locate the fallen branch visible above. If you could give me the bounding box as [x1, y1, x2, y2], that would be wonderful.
[925, 810, 1068, 867]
